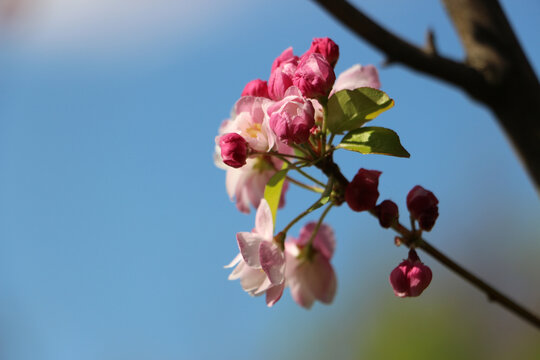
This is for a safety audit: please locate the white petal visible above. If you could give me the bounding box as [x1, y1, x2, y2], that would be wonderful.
[224, 253, 242, 269]
[239, 266, 267, 293]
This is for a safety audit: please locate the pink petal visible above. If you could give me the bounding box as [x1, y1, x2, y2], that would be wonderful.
[309, 255, 337, 304]
[255, 199, 274, 240]
[259, 241, 285, 285]
[236, 232, 263, 268]
[330, 64, 381, 96]
[296, 222, 336, 259]
[266, 282, 285, 307]
[288, 266, 316, 309]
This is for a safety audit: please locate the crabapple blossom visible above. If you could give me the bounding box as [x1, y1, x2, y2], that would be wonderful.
[407, 185, 439, 231]
[345, 168, 381, 212]
[241, 79, 270, 98]
[293, 53, 336, 99]
[267, 87, 315, 144]
[285, 223, 337, 309]
[304, 37, 340, 68]
[389, 249, 432, 297]
[217, 38, 451, 312]
[295, 221, 335, 259]
[227, 199, 286, 306]
[220, 96, 276, 153]
[330, 64, 381, 96]
[219, 133, 248, 168]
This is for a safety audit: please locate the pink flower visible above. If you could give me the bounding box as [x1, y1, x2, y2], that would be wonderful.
[293, 53, 335, 99]
[225, 156, 289, 214]
[267, 87, 315, 144]
[345, 168, 381, 212]
[227, 199, 285, 306]
[268, 47, 299, 101]
[407, 185, 439, 231]
[285, 223, 337, 309]
[330, 64, 381, 96]
[375, 199, 399, 228]
[389, 249, 432, 297]
[219, 133, 248, 168]
[241, 79, 270, 98]
[225, 254, 285, 306]
[295, 222, 335, 259]
[304, 37, 339, 67]
[220, 96, 276, 153]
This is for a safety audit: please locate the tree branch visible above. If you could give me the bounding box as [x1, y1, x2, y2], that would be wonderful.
[312, 0, 540, 192]
[316, 153, 540, 330]
[311, 0, 488, 100]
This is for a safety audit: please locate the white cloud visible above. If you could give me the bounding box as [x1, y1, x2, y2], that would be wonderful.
[1, 0, 252, 54]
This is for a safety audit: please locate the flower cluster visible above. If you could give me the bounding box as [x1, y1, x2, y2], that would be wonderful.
[215, 37, 439, 308]
[226, 200, 336, 308]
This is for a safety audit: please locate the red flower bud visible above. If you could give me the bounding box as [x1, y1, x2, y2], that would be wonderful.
[293, 53, 335, 99]
[241, 79, 270, 98]
[219, 133, 248, 168]
[389, 249, 432, 297]
[406, 185, 439, 231]
[305, 37, 340, 68]
[375, 199, 399, 228]
[345, 168, 381, 212]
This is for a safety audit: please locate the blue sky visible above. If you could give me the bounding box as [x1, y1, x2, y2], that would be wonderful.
[0, 1, 539, 359]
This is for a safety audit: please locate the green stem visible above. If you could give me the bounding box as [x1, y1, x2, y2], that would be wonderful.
[276, 155, 326, 187]
[281, 180, 333, 235]
[286, 176, 325, 193]
[304, 203, 334, 257]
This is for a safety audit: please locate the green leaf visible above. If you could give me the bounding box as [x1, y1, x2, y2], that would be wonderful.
[337, 127, 410, 158]
[327, 88, 394, 134]
[305, 177, 333, 214]
[264, 163, 289, 229]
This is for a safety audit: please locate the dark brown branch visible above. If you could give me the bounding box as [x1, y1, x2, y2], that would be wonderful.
[441, 0, 540, 191]
[312, 0, 540, 192]
[311, 0, 488, 100]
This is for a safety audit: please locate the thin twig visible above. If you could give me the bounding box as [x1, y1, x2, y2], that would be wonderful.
[316, 155, 540, 330]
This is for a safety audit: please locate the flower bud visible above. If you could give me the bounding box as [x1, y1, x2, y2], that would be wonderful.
[406, 185, 439, 231]
[267, 88, 315, 144]
[293, 53, 335, 99]
[389, 249, 432, 297]
[268, 48, 298, 101]
[375, 199, 399, 228]
[241, 79, 270, 98]
[271, 47, 298, 73]
[345, 168, 381, 212]
[305, 37, 339, 67]
[219, 133, 249, 168]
